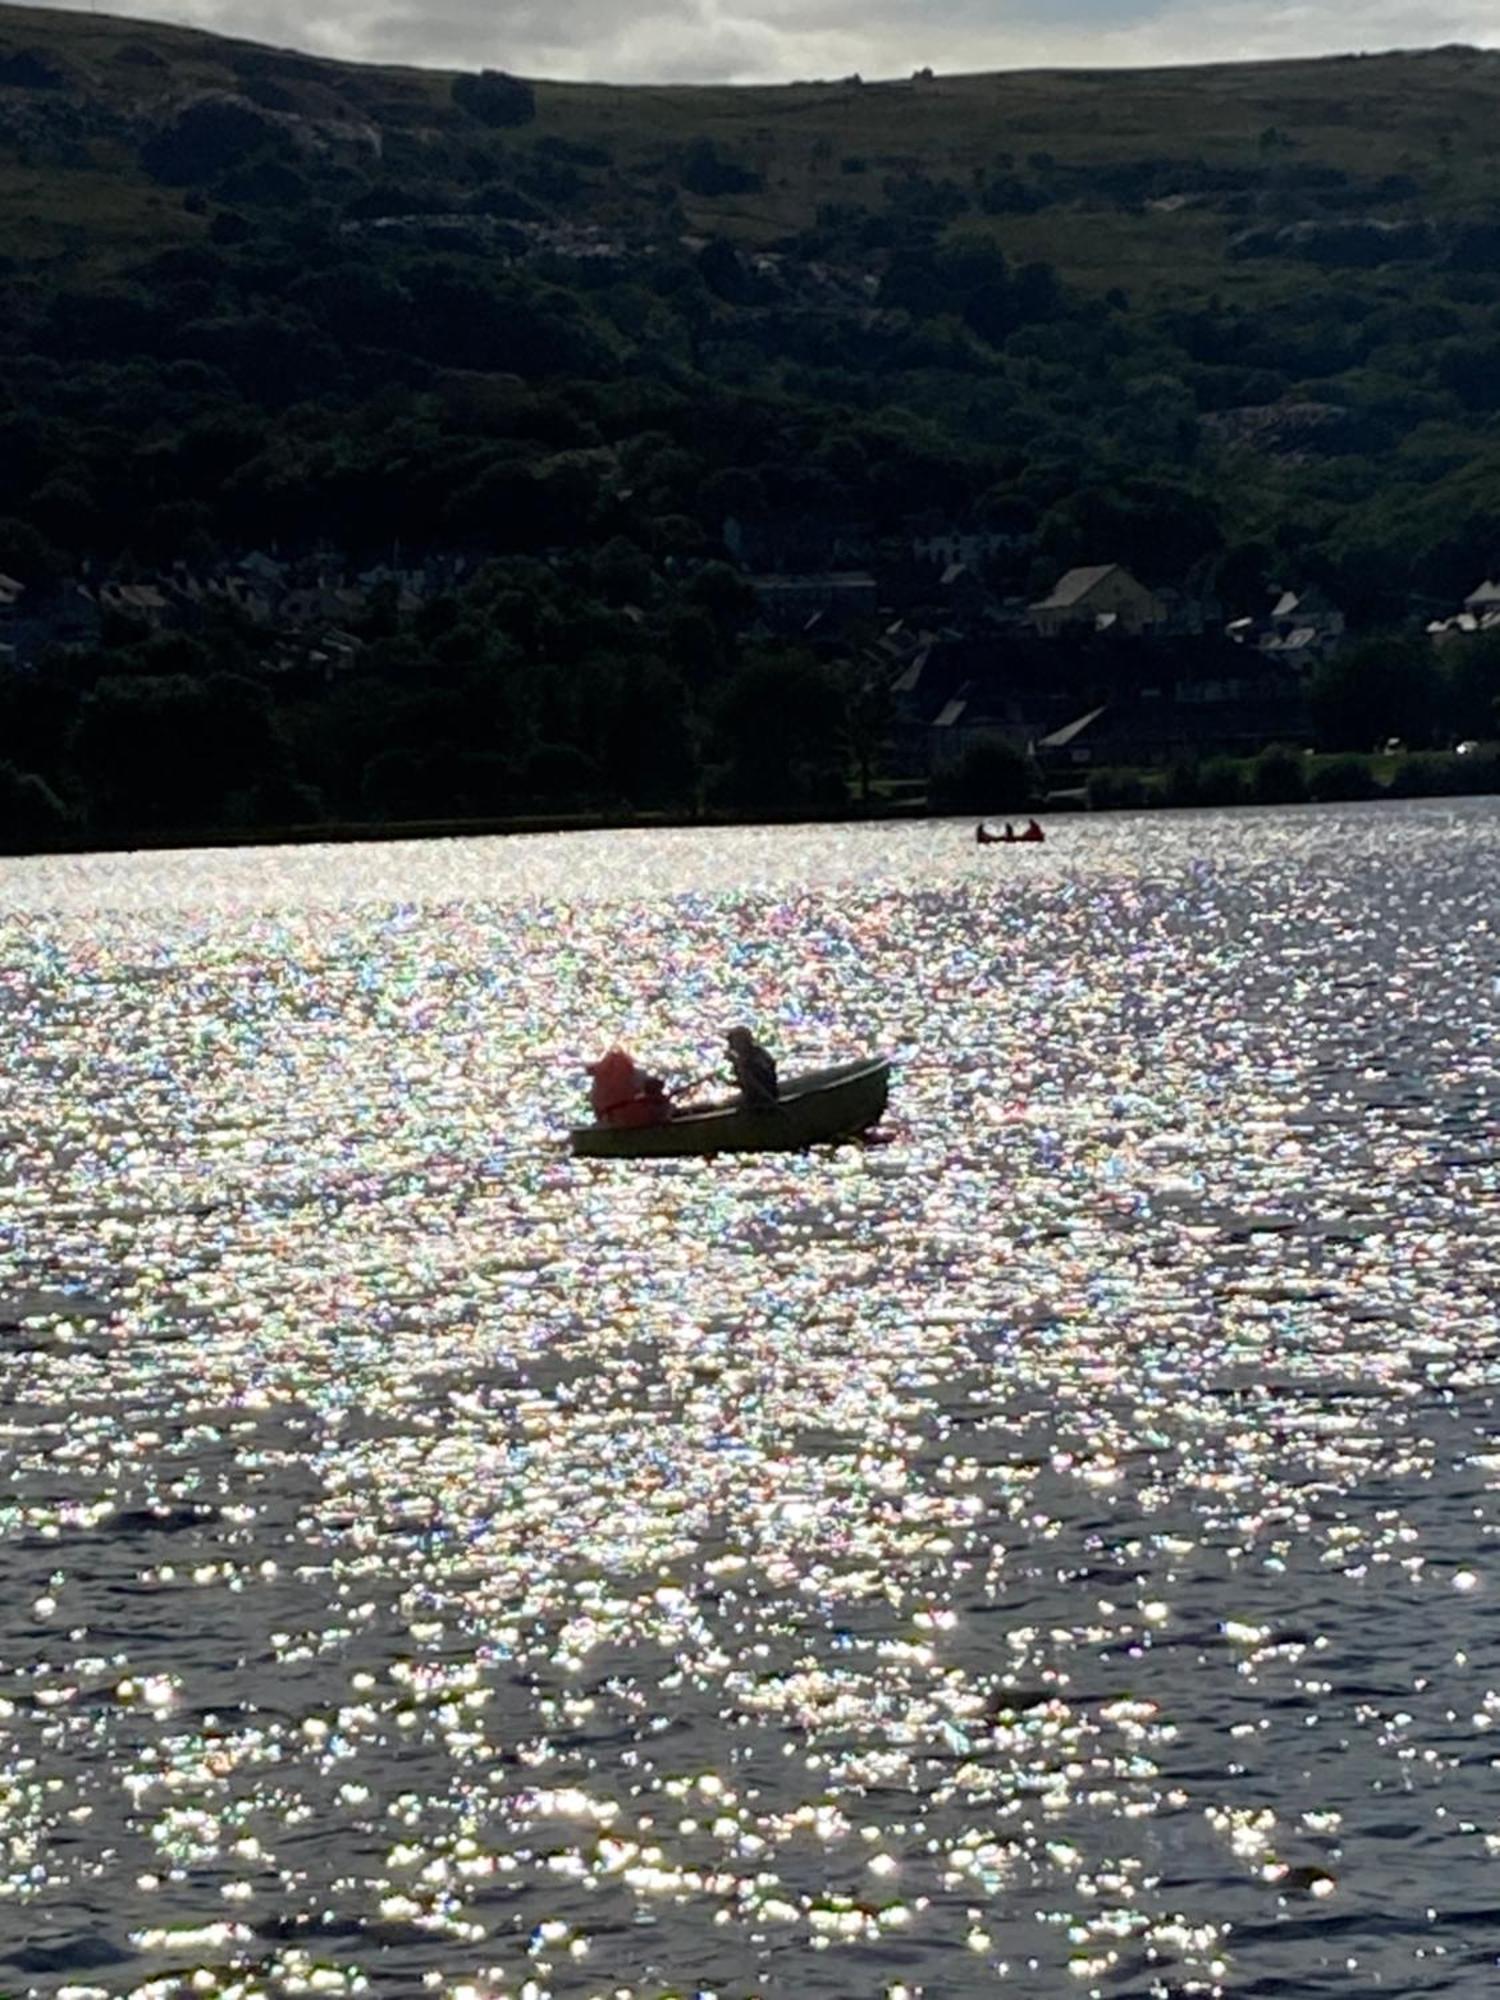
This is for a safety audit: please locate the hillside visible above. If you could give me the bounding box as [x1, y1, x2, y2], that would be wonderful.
[3, 12, 1500, 288]
[1, 5, 1499, 843]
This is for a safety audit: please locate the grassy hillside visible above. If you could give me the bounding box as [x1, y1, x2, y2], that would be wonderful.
[2, 8, 1500, 295]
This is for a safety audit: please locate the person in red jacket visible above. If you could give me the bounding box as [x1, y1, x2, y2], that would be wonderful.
[587, 1049, 674, 1128]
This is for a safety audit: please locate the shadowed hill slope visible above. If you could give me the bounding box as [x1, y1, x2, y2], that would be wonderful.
[1, 8, 1499, 618]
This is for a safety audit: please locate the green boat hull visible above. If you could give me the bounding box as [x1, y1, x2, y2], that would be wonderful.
[570, 1056, 890, 1160]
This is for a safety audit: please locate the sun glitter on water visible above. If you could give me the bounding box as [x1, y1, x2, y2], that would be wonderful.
[0, 800, 1497, 1999]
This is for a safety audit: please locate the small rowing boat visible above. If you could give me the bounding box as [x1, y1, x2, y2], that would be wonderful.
[570, 1055, 890, 1160]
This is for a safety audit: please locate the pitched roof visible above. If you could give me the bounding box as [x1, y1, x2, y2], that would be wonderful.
[1430, 609, 1500, 636]
[1031, 564, 1120, 611]
[1261, 627, 1319, 654]
[1036, 704, 1108, 749]
[102, 582, 167, 611]
[1272, 586, 1338, 620]
[891, 643, 932, 697]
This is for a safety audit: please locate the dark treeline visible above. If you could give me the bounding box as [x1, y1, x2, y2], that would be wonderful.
[0, 558, 860, 843]
[5, 585, 1498, 849]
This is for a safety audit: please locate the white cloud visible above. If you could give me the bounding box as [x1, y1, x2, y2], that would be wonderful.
[17, 0, 1499, 80]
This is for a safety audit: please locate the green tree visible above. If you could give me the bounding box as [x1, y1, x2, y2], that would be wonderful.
[1251, 743, 1308, 804]
[1195, 757, 1247, 807]
[451, 70, 537, 128]
[929, 736, 1035, 814]
[1310, 637, 1438, 751]
[0, 761, 70, 851]
[712, 653, 846, 814]
[1442, 631, 1500, 740]
[361, 746, 452, 819]
[688, 562, 754, 638]
[141, 99, 283, 185]
[591, 536, 654, 607]
[1308, 754, 1380, 801]
[1038, 477, 1222, 582]
[595, 663, 695, 808]
[840, 664, 893, 803]
[523, 742, 602, 807]
[71, 673, 287, 832]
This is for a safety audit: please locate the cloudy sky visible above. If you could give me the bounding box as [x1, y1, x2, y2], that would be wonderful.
[22, 0, 1500, 82]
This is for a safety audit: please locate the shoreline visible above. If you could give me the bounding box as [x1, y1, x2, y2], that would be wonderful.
[6, 782, 1500, 864]
[1, 795, 935, 862]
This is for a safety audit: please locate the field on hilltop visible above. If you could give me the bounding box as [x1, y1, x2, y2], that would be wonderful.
[3, 8, 1500, 293]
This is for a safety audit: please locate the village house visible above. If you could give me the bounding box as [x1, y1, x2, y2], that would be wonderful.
[268, 628, 366, 684]
[750, 570, 879, 636]
[206, 574, 279, 624]
[1172, 658, 1309, 748]
[1027, 564, 1165, 638]
[1025, 700, 1138, 773]
[885, 628, 966, 771]
[927, 683, 1042, 770]
[723, 512, 873, 573]
[1028, 654, 1309, 774]
[1429, 577, 1500, 646]
[279, 582, 371, 629]
[240, 550, 291, 587]
[934, 561, 989, 618]
[3, 580, 103, 664]
[164, 567, 279, 627]
[1031, 704, 1111, 780]
[93, 580, 172, 630]
[1226, 585, 1345, 661]
[910, 528, 1016, 569]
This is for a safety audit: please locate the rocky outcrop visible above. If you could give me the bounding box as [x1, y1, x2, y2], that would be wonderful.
[1202, 400, 1374, 461]
[1230, 217, 1435, 266]
[138, 89, 380, 185]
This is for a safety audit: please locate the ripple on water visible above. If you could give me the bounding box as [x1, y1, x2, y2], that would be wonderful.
[0, 800, 1498, 1998]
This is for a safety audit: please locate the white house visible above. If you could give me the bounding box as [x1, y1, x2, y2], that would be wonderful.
[1028, 564, 1165, 638]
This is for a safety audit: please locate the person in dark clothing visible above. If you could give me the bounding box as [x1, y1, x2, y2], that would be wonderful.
[726, 1025, 778, 1108]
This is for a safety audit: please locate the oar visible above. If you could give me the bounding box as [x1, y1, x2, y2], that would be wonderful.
[672, 1069, 719, 1102]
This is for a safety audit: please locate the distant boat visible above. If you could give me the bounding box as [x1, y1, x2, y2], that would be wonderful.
[976, 821, 1044, 845]
[570, 1056, 890, 1159]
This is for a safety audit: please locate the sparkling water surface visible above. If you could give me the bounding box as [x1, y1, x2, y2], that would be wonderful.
[1, 801, 1498, 2000]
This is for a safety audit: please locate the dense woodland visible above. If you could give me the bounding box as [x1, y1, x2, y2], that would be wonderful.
[1, 9, 1500, 844]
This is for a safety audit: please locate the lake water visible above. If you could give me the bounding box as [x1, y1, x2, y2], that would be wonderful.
[2, 800, 1498, 2000]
